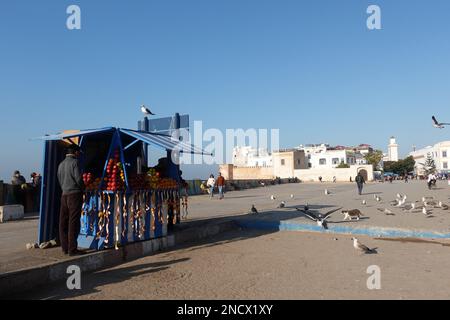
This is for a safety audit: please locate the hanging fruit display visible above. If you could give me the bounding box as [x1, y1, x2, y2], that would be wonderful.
[83, 173, 102, 192]
[105, 149, 125, 192]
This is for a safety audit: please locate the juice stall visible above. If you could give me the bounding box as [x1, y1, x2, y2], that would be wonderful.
[36, 127, 209, 250]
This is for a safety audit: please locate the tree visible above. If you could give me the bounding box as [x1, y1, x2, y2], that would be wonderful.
[383, 156, 416, 175]
[336, 163, 350, 168]
[420, 153, 436, 175]
[364, 150, 384, 170]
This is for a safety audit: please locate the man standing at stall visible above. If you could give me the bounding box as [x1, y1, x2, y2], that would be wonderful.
[57, 145, 84, 256]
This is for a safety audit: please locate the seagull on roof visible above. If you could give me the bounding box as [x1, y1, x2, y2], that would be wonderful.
[351, 238, 378, 254]
[141, 105, 155, 116]
[301, 207, 342, 230]
[432, 115, 450, 129]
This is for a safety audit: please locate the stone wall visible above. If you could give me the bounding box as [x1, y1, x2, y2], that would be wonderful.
[294, 165, 374, 182]
[219, 164, 274, 180]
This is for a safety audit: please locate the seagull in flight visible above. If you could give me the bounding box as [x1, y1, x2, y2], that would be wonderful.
[301, 207, 342, 230]
[351, 238, 378, 254]
[141, 105, 156, 116]
[432, 116, 450, 129]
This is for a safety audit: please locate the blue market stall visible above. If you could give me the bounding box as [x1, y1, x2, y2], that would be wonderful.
[36, 127, 208, 250]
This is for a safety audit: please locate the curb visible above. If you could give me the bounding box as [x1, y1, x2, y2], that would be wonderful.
[0, 220, 238, 298]
[235, 218, 450, 239]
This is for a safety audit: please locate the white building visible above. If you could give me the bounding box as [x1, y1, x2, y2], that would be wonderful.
[232, 146, 273, 167]
[298, 144, 368, 169]
[409, 141, 450, 175]
[307, 149, 357, 169]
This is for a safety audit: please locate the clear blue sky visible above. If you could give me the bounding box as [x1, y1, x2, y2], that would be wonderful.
[1, 0, 450, 181]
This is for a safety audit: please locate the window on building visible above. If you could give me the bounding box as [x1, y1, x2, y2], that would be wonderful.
[444, 162, 448, 169]
[308, 163, 312, 168]
[319, 158, 326, 165]
[297, 159, 301, 165]
[281, 159, 285, 166]
[332, 158, 339, 165]
[443, 151, 447, 158]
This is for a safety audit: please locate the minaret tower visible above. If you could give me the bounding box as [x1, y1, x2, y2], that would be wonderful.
[388, 136, 399, 162]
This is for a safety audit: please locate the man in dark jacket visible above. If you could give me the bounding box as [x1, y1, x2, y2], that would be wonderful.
[11, 170, 26, 186]
[355, 172, 365, 195]
[57, 145, 84, 256]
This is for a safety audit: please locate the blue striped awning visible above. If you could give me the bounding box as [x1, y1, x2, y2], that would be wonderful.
[120, 129, 211, 155]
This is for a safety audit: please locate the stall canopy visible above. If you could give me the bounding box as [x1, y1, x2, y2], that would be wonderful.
[119, 128, 210, 155]
[35, 127, 211, 156]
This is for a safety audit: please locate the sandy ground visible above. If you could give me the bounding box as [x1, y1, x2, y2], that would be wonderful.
[1, 180, 450, 273]
[19, 229, 450, 300]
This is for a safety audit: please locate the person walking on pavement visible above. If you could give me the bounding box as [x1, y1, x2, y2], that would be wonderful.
[207, 174, 216, 199]
[216, 172, 226, 200]
[57, 145, 85, 256]
[355, 172, 365, 195]
[427, 172, 436, 190]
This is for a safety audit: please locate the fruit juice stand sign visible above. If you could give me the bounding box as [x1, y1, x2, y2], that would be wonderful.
[35, 127, 211, 248]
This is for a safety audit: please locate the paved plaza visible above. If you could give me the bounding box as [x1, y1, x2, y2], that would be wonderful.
[2, 180, 450, 299]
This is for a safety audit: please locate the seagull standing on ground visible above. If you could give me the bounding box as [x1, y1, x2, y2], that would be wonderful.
[402, 202, 415, 212]
[324, 189, 330, 195]
[352, 238, 378, 254]
[277, 201, 286, 209]
[377, 208, 395, 215]
[250, 205, 258, 214]
[141, 105, 156, 116]
[362, 200, 367, 205]
[296, 203, 310, 212]
[422, 207, 433, 215]
[432, 115, 450, 129]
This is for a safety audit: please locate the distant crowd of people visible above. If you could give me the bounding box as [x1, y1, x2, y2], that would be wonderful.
[9, 170, 42, 210]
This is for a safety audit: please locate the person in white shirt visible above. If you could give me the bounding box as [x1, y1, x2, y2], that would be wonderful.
[207, 174, 216, 198]
[427, 173, 436, 190]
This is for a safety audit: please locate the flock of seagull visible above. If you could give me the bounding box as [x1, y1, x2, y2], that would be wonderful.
[248, 187, 449, 254]
[371, 193, 449, 217]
